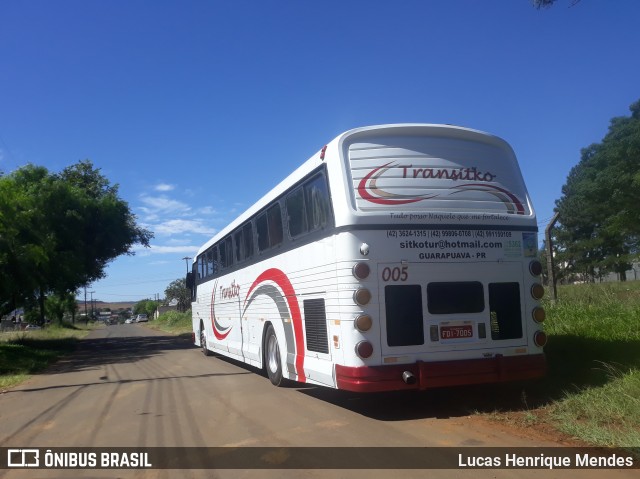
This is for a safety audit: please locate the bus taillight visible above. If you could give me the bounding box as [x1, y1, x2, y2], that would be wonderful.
[355, 340, 373, 359]
[354, 288, 372, 305]
[353, 262, 370, 280]
[534, 331, 547, 348]
[355, 314, 372, 332]
[532, 307, 546, 323]
[531, 283, 544, 300]
[529, 260, 543, 276]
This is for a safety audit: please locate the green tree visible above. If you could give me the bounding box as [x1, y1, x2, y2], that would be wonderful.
[134, 299, 159, 318]
[164, 278, 190, 312]
[554, 99, 640, 281]
[0, 161, 153, 322]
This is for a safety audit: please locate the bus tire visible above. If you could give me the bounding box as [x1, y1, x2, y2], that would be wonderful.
[265, 324, 284, 386]
[200, 323, 212, 357]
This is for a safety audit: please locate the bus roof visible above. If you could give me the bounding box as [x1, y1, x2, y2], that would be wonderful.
[195, 124, 533, 259]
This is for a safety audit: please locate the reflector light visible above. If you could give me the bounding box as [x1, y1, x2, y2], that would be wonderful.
[355, 314, 372, 332]
[355, 340, 373, 359]
[532, 307, 546, 323]
[352, 262, 370, 280]
[531, 283, 544, 300]
[360, 243, 370, 256]
[429, 325, 439, 342]
[534, 330, 547, 348]
[353, 288, 372, 305]
[529, 260, 543, 276]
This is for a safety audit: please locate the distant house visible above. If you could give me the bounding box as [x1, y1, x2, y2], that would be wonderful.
[600, 262, 640, 282]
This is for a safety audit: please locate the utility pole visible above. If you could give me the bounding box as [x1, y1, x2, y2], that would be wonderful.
[545, 213, 560, 301]
[89, 291, 95, 319]
[182, 256, 192, 274]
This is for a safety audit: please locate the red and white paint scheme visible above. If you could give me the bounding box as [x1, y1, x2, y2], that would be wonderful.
[188, 124, 546, 392]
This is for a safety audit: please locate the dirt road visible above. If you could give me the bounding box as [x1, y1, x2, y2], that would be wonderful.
[0, 324, 635, 478]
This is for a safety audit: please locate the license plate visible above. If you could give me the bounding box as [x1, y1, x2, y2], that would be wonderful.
[440, 324, 473, 340]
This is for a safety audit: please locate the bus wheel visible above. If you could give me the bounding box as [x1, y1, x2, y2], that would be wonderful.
[201, 325, 212, 357]
[265, 325, 283, 386]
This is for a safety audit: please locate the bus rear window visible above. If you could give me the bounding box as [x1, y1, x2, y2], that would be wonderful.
[385, 285, 424, 346]
[427, 282, 484, 314]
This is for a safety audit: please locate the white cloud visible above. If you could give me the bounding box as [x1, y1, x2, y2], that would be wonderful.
[198, 206, 217, 215]
[139, 195, 191, 214]
[132, 244, 201, 255]
[155, 183, 175, 192]
[154, 219, 216, 236]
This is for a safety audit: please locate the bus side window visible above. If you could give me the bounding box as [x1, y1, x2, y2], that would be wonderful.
[286, 186, 307, 238]
[198, 255, 205, 280]
[267, 203, 283, 247]
[257, 212, 269, 252]
[257, 204, 283, 252]
[220, 236, 233, 268]
[206, 248, 215, 277]
[224, 235, 233, 268]
[242, 222, 254, 259]
[234, 222, 255, 262]
[233, 229, 244, 262]
[305, 175, 331, 231]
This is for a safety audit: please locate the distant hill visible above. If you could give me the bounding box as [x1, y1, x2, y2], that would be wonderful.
[79, 301, 136, 312]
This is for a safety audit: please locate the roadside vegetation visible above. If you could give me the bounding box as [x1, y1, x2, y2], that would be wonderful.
[542, 281, 640, 448]
[147, 310, 192, 336]
[0, 322, 92, 390]
[488, 280, 640, 452]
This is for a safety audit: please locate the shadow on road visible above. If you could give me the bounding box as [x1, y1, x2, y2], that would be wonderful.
[295, 381, 543, 421]
[295, 333, 640, 421]
[48, 332, 196, 372]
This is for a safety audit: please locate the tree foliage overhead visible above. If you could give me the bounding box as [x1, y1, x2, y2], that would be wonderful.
[531, 0, 581, 9]
[0, 160, 153, 320]
[554, 99, 640, 281]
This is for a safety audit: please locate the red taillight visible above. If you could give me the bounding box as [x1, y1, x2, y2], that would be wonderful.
[355, 340, 373, 359]
[320, 145, 327, 160]
[352, 262, 370, 280]
[534, 330, 547, 348]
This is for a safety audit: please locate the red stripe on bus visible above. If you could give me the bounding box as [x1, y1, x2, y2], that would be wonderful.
[246, 268, 306, 382]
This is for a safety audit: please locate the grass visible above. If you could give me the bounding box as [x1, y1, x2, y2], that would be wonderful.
[0, 322, 91, 390]
[147, 310, 192, 335]
[489, 280, 640, 453]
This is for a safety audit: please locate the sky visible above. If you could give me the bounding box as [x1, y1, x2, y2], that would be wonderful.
[1, 0, 638, 303]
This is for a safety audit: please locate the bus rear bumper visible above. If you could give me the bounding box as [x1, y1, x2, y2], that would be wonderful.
[335, 354, 546, 393]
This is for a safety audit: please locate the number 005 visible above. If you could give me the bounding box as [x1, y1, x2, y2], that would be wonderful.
[382, 266, 408, 282]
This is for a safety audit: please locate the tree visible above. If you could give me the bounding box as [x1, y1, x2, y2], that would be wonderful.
[554, 99, 640, 281]
[164, 278, 190, 312]
[0, 161, 153, 322]
[134, 299, 159, 318]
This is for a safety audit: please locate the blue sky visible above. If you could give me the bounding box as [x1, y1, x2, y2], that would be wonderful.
[1, 0, 638, 302]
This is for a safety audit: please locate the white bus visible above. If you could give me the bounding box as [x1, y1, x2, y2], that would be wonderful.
[187, 124, 546, 392]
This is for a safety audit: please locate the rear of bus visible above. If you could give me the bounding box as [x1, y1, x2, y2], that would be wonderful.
[327, 124, 546, 392]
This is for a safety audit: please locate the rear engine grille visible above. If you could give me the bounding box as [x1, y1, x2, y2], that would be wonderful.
[303, 299, 329, 354]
